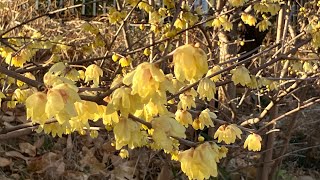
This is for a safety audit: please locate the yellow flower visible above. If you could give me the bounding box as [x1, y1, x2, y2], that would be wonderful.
[256, 18, 272, 32]
[119, 149, 129, 159]
[103, 108, 119, 125]
[123, 62, 166, 101]
[206, 65, 222, 82]
[173, 44, 208, 82]
[177, 88, 197, 110]
[26, 92, 48, 124]
[81, 22, 99, 34]
[247, 75, 259, 89]
[162, 74, 184, 94]
[119, 57, 132, 67]
[85, 64, 103, 86]
[289, 61, 303, 73]
[211, 143, 228, 162]
[170, 150, 179, 161]
[46, 83, 80, 124]
[174, 18, 186, 29]
[112, 54, 120, 62]
[89, 130, 99, 138]
[152, 114, 186, 151]
[109, 87, 141, 117]
[12, 88, 34, 103]
[143, 48, 151, 56]
[212, 16, 233, 31]
[223, 20, 233, 31]
[158, 7, 167, 16]
[244, 133, 262, 151]
[73, 100, 100, 123]
[214, 124, 242, 144]
[268, 4, 281, 16]
[231, 65, 251, 86]
[193, 108, 215, 130]
[175, 109, 193, 127]
[241, 13, 257, 26]
[163, 0, 175, 9]
[110, 75, 123, 89]
[108, 8, 125, 24]
[197, 78, 216, 101]
[134, 101, 168, 122]
[178, 142, 219, 180]
[303, 62, 314, 73]
[78, 70, 85, 80]
[114, 117, 147, 150]
[6, 49, 33, 67]
[0, 91, 5, 107]
[218, 146, 228, 160]
[228, 0, 246, 7]
[198, 136, 205, 142]
[212, 18, 222, 29]
[7, 101, 17, 109]
[65, 69, 80, 81]
[39, 122, 69, 137]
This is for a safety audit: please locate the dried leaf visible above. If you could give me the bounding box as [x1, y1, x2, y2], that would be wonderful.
[34, 136, 45, 149]
[157, 165, 173, 180]
[27, 152, 64, 174]
[80, 148, 105, 173]
[5, 151, 29, 162]
[0, 157, 12, 167]
[67, 134, 73, 150]
[110, 160, 136, 179]
[19, 142, 36, 157]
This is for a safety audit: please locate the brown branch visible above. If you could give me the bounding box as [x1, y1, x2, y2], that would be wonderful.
[0, 127, 35, 140]
[257, 98, 320, 133]
[0, 66, 45, 90]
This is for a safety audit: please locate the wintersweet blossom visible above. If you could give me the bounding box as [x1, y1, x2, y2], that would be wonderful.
[193, 109, 215, 130]
[214, 124, 242, 144]
[85, 64, 103, 86]
[244, 133, 262, 151]
[230, 65, 251, 86]
[228, 0, 246, 7]
[114, 117, 147, 150]
[173, 44, 208, 82]
[175, 109, 193, 127]
[178, 143, 219, 180]
[197, 78, 216, 101]
[152, 114, 186, 151]
[123, 62, 166, 101]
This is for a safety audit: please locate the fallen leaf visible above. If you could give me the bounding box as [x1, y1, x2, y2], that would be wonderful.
[27, 152, 64, 174]
[111, 160, 136, 179]
[34, 136, 45, 149]
[5, 151, 29, 162]
[10, 174, 20, 180]
[66, 134, 73, 150]
[80, 147, 105, 173]
[0, 157, 12, 167]
[0, 175, 12, 180]
[157, 165, 173, 180]
[19, 142, 36, 157]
